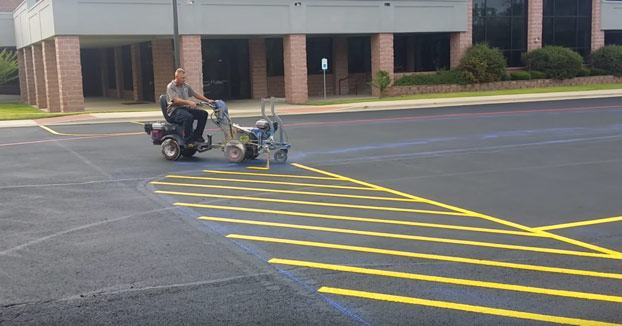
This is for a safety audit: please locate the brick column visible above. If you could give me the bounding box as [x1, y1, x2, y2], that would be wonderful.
[152, 39, 175, 101]
[31, 44, 47, 109]
[131, 44, 142, 101]
[527, 0, 543, 51]
[283, 34, 308, 104]
[450, 0, 473, 68]
[180, 35, 203, 96]
[23, 47, 36, 105]
[333, 37, 349, 95]
[249, 37, 268, 99]
[591, 0, 605, 52]
[371, 33, 394, 97]
[17, 49, 28, 103]
[55, 36, 84, 112]
[42, 40, 61, 113]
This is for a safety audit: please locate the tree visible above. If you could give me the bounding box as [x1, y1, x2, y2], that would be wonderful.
[370, 70, 392, 97]
[0, 47, 19, 86]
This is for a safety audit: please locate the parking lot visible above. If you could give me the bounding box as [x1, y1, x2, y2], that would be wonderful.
[1, 98, 622, 325]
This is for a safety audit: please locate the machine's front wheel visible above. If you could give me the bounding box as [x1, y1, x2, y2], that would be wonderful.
[224, 141, 246, 163]
[161, 139, 181, 161]
[274, 150, 288, 164]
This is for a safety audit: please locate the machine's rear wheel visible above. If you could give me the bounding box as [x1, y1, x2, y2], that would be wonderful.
[161, 139, 181, 161]
[224, 141, 246, 163]
[181, 148, 197, 158]
[274, 150, 288, 164]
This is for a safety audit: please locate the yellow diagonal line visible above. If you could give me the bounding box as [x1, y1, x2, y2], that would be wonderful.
[271, 258, 622, 303]
[158, 190, 466, 216]
[176, 203, 544, 237]
[536, 216, 622, 231]
[292, 163, 622, 256]
[202, 170, 340, 180]
[166, 175, 381, 191]
[200, 217, 618, 259]
[318, 287, 622, 326]
[227, 234, 622, 280]
[151, 181, 419, 202]
[39, 125, 142, 137]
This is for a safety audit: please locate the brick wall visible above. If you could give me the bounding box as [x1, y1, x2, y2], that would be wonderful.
[371, 33, 394, 97]
[386, 76, 622, 97]
[450, 0, 473, 68]
[283, 34, 308, 104]
[180, 35, 203, 95]
[308, 74, 335, 97]
[347, 72, 371, 95]
[249, 38, 268, 99]
[32, 43, 47, 108]
[591, 0, 605, 52]
[42, 40, 60, 113]
[55, 36, 84, 112]
[152, 39, 175, 101]
[267, 76, 285, 98]
[527, 0, 543, 51]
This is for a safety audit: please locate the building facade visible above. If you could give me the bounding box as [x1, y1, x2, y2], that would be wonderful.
[1, 0, 621, 111]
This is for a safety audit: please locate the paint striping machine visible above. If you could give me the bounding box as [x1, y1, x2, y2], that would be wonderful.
[144, 96, 291, 165]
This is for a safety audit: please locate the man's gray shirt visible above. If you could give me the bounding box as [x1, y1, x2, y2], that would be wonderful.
[166, 80, 195, 115]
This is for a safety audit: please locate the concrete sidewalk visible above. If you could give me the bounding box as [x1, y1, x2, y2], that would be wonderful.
[2, 89, 621, 128]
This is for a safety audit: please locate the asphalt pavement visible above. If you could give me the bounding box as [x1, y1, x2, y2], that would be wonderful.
[1, 97, 622, 325]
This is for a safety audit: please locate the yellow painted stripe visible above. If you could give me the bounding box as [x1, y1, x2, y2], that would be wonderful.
[271, 258, 622, 303]
[292, 163, 622, 256]
[39, 125, 142, 137]
[176, 203, 545, 237]
[202, 170, 341, 180]
[130, 121, 145, 126]
[158, 190, 466, 216]
[318, 287, 622, 326]
[166, 175, 381, 191]
[201, 217, 618, 259]
[536, 216, 622, 231]
[227, 234, 622, 280]
[151, 181, 419, 202]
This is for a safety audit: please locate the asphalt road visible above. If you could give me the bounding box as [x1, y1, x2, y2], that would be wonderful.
[1, 97, 622, 326]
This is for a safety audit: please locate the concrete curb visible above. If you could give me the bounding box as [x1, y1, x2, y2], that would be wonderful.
[1, 89, 621, 128]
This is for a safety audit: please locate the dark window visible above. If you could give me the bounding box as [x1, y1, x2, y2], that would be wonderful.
[121, 45, 133, 91]
[106, 48, 116, 89]
[472, 0, 528, 67]
[348, 37, 371, 73]
[306, 37, 332, 75]
[605, 31, 622, 46]
[265, 38, 284, 77]
[542, 0, 592, 60]
[415, 34, 450, 72]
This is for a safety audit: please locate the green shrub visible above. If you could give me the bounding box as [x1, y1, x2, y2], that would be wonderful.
[530, 71, 548, 79]
[0, 48, 18, 86]
[590, 45, 622, 77]
[458, 43, 507, 83]
[590, 68, 610, 76]
[522, 46, 584, 80]
[577, 68, 591, 77]
[370, 70, 392, 97]
[393, 69, 469, 86]
[510, 71, 531, 80]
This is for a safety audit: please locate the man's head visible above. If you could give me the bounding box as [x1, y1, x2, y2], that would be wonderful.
[174, 68, 186, 85]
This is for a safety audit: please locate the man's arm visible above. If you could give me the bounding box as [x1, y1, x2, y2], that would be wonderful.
[172, 97, 198, 108]
[193, 93, 214, 103]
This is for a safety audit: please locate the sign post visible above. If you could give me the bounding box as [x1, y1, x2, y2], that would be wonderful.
[321, 58, 328, 100]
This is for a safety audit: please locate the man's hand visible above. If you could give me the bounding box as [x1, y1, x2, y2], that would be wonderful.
[188, 101, 197, 109]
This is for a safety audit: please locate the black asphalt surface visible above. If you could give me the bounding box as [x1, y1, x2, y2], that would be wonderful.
[1, 97, 622, 325]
